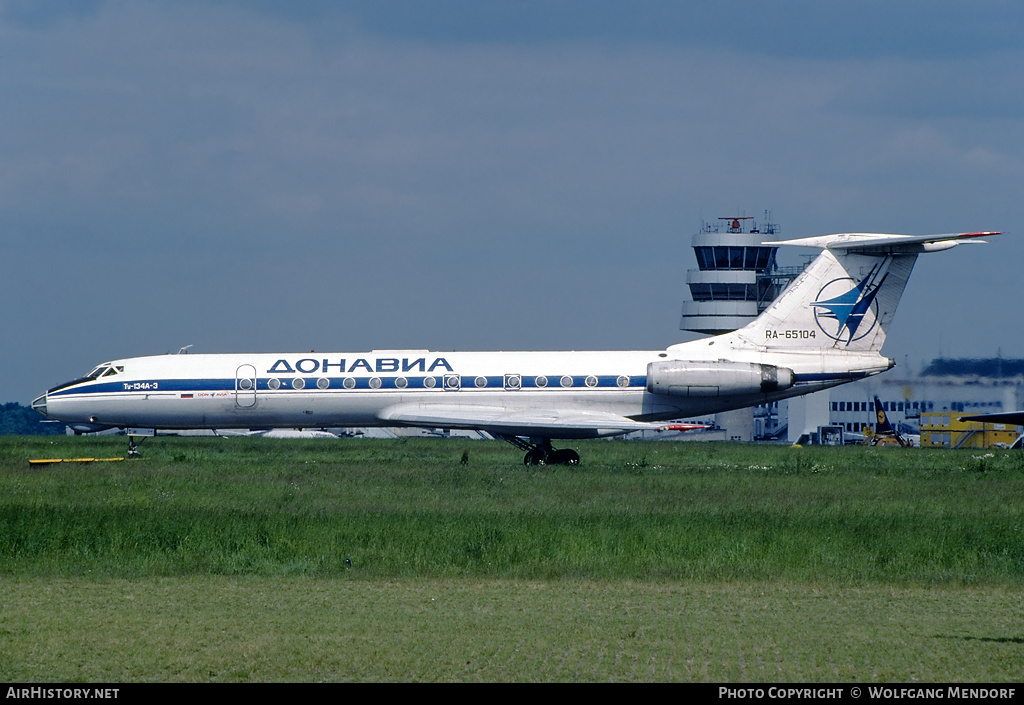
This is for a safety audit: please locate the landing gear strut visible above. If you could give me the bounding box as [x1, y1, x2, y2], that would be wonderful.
[499, 436, 581, 466]
[126, 432, 148, 458]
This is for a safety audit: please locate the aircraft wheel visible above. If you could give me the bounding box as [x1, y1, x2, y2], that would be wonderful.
[524, 448, 547, 466]
[550, 449, 580, 465]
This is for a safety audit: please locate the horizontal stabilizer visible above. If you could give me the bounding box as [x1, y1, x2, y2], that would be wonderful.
[765, 231, 999, 253]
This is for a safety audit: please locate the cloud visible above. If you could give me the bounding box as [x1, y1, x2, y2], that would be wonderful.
[0, 0, 102, 29]
[4, 1, 1023, 403]
[880, 126, 1020, 173]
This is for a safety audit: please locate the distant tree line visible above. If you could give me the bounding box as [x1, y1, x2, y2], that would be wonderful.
[0, 403, 65, 435]
[920, 358, 1024, 378]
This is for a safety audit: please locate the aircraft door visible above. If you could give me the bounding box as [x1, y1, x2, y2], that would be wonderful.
[235, 364, 257, 408]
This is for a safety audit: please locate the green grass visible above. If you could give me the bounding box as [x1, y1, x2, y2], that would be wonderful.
[2, 435, 1023, 681]
[2, 577, 1021, 682]
[3, 436, 1023, 584]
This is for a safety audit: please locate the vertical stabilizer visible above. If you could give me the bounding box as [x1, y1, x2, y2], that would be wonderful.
[732, 248, 917, 353]
[871, 395, 910, 446]
[873, 395, 898, 435]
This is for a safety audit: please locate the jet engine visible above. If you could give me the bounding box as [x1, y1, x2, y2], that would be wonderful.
[646, 360, 795, 397]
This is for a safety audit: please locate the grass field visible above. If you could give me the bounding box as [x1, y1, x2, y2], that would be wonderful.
[2, 435, 1023, 681]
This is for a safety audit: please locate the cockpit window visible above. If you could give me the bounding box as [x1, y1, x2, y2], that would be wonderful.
[85, 364, 122, 380]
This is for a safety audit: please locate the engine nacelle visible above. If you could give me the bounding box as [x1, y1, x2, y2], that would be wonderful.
[646, 360, 795, 397]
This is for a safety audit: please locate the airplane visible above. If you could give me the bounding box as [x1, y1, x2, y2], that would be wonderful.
[864, 395, 915, 447]
[32, 230, 1000, 466]
[959, 411, 1024, 449]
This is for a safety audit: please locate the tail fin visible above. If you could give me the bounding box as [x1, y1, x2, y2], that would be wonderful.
[872, 395, 910, 446]
[735, 247, 916, 353]
[729, 232, 996, 353]
[873, 396, 897, 435]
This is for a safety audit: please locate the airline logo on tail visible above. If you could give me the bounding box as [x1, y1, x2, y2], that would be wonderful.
[810, 261, 889, 345]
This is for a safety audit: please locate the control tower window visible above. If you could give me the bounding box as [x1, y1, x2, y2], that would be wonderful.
[690, 283, 760, 301]
[695, 246, 775, 273]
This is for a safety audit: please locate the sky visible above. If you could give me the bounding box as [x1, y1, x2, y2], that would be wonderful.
[3, 0, 1023, 404]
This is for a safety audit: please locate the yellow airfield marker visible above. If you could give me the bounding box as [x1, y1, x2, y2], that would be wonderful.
[28, 457, 132, 465]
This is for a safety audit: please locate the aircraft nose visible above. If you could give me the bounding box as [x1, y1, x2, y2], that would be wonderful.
[31, 392, 48, 417]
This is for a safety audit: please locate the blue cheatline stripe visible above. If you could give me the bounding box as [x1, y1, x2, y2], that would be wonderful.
[49, 378, 232, 396]
[47, 370, 878, 399]
[49, 374, 649, 396]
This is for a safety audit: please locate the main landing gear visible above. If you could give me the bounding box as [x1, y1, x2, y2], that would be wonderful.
[499, 436, 581, 466]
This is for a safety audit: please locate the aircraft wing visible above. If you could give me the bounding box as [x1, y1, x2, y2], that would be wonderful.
[764, 231, 999, 253]
[377, 403, 671, 438]
[960, 412, 1024, 426]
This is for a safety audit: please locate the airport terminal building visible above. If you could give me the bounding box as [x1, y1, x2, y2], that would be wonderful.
[817, 359, 1023, 447]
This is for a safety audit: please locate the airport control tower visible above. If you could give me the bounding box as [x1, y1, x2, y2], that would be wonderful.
[679, 212, 793, 334]
[680, 212, 809, 440]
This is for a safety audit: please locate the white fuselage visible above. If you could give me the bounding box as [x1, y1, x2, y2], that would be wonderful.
[34, 343, 890, 438]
